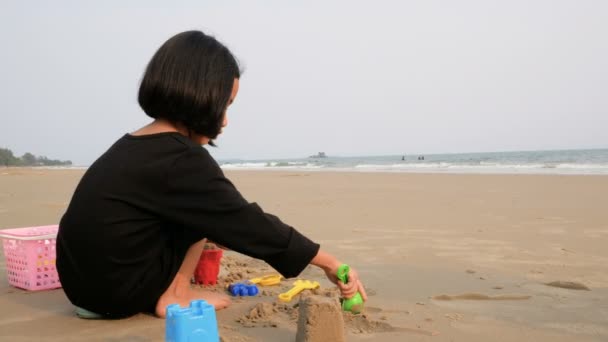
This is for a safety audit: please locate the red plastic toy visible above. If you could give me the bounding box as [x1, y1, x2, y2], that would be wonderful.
[194, 249, 223, 285]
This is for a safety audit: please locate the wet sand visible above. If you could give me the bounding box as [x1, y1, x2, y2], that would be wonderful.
[1, 168, 607, 341]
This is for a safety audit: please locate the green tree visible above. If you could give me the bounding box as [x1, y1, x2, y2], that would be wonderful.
[0, 148, 19, 166]
[0, 148, 71, 167]
[22, 152, 37, 166]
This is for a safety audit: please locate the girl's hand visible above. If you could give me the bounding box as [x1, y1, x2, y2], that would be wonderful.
[311, 250, 368, 301]
[324, 264, 368, 300]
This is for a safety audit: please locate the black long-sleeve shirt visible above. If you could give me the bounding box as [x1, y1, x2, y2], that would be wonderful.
[56, 132, 320, 317]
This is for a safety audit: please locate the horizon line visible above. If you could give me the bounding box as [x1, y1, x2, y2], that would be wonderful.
[214, 146, 608, 162]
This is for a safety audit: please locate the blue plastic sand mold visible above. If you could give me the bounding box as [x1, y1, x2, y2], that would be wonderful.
[166, 300, 219, 342]
[228, 283, 259, 296]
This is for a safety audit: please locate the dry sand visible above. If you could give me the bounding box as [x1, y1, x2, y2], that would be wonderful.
[1, 168, 608, 341]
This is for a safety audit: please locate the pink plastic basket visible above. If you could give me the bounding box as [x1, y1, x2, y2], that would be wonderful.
[0, 225, 62, 291]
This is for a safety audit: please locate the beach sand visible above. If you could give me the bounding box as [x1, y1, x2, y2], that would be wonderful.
[1, 168, 607, 341]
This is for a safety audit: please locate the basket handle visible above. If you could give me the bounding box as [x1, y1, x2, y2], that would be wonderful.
[0, 233, 57, 240]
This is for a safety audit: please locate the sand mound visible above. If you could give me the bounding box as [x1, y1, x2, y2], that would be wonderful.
[296, 296, 345, 342]
[246, 302, 276, 320]
[544, 281, 590, 291]
[433, 293, 531, 301]
[236, 302, 298, 328]
[236, 302, 278, 328]
[294, 295, 405, 340]
[236, 294, 402, 338]
[219, 256, 252, 286]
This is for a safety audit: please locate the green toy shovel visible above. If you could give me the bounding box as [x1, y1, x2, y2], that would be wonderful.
[336, 264, 364, 314]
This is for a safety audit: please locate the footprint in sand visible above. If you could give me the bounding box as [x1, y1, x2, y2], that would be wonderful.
[444, 313, 463, 321]
[432, 293, 531, 301]
[344, 312, 439, 336]
[365, 306, 383, 313]
[544, 281, 590, 291]
[365, 306, 409, 315]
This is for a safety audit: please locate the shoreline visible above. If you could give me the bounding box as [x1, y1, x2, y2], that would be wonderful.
[3, 166, 608, 177]
[225, 167, 608, 176]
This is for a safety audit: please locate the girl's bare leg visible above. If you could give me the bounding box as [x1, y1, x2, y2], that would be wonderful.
[155, 239, 231, 318]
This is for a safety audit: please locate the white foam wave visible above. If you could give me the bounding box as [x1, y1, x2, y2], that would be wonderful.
[356, 162, 545, 169]
[220, 162, 267, 169]
[220, 161, 608, 175]
[352, 162, 608, 174]
[555, 163, 608, 169]
[220, 162, 323, 170]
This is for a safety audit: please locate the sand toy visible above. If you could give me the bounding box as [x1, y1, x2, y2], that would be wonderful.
[228, 283, 259, 296]
[249, 274, 282, 286]
[166, 300, 219, 342]
[194, 248, 223, 285]
[278, 280, 320, 302]
[337, 264, 364, 314]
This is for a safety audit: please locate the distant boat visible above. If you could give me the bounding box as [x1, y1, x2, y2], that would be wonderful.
[308, 152, 327, 158]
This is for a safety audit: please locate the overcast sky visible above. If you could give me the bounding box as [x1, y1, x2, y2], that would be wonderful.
[1, 1, 607, 165]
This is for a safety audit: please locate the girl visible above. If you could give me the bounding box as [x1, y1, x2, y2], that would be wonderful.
[56, 30, 366, 318]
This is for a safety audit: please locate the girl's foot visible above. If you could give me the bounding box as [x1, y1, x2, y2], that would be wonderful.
[155, 274, 231, 317]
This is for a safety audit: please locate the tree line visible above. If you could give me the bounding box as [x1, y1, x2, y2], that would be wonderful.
[0, 148, 72, 167]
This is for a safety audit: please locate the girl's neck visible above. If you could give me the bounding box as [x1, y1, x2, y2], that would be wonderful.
[131, 119, 210, 145]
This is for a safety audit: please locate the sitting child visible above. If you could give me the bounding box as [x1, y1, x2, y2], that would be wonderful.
[56, 30, 366, 318]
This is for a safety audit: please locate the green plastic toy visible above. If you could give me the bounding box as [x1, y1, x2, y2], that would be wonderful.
[336, 264, 364, 314]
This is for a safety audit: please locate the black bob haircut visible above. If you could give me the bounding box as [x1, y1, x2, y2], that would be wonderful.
[138, 30, 241, 145]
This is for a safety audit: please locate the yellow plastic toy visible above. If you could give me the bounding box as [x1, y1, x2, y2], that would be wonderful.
[278, 280, 320, 302]
[249, 274, 283, 286]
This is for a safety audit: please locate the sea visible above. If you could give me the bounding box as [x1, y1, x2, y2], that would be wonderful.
[218, 149, 608, 175]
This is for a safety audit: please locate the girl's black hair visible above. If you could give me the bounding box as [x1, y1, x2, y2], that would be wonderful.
[138, 30, 240, 145]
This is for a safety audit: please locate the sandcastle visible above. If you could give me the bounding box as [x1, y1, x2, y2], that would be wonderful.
[295, 295, 345, 342]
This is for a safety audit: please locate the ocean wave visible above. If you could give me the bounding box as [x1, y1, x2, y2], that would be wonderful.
[352, 162, 608, 174]
[219, 158, 608, 175]
[555, 163, 608, 169]
[355, 163, 549, 169]
[220, 161, 323, 170]
[220, 162, 267, 169]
